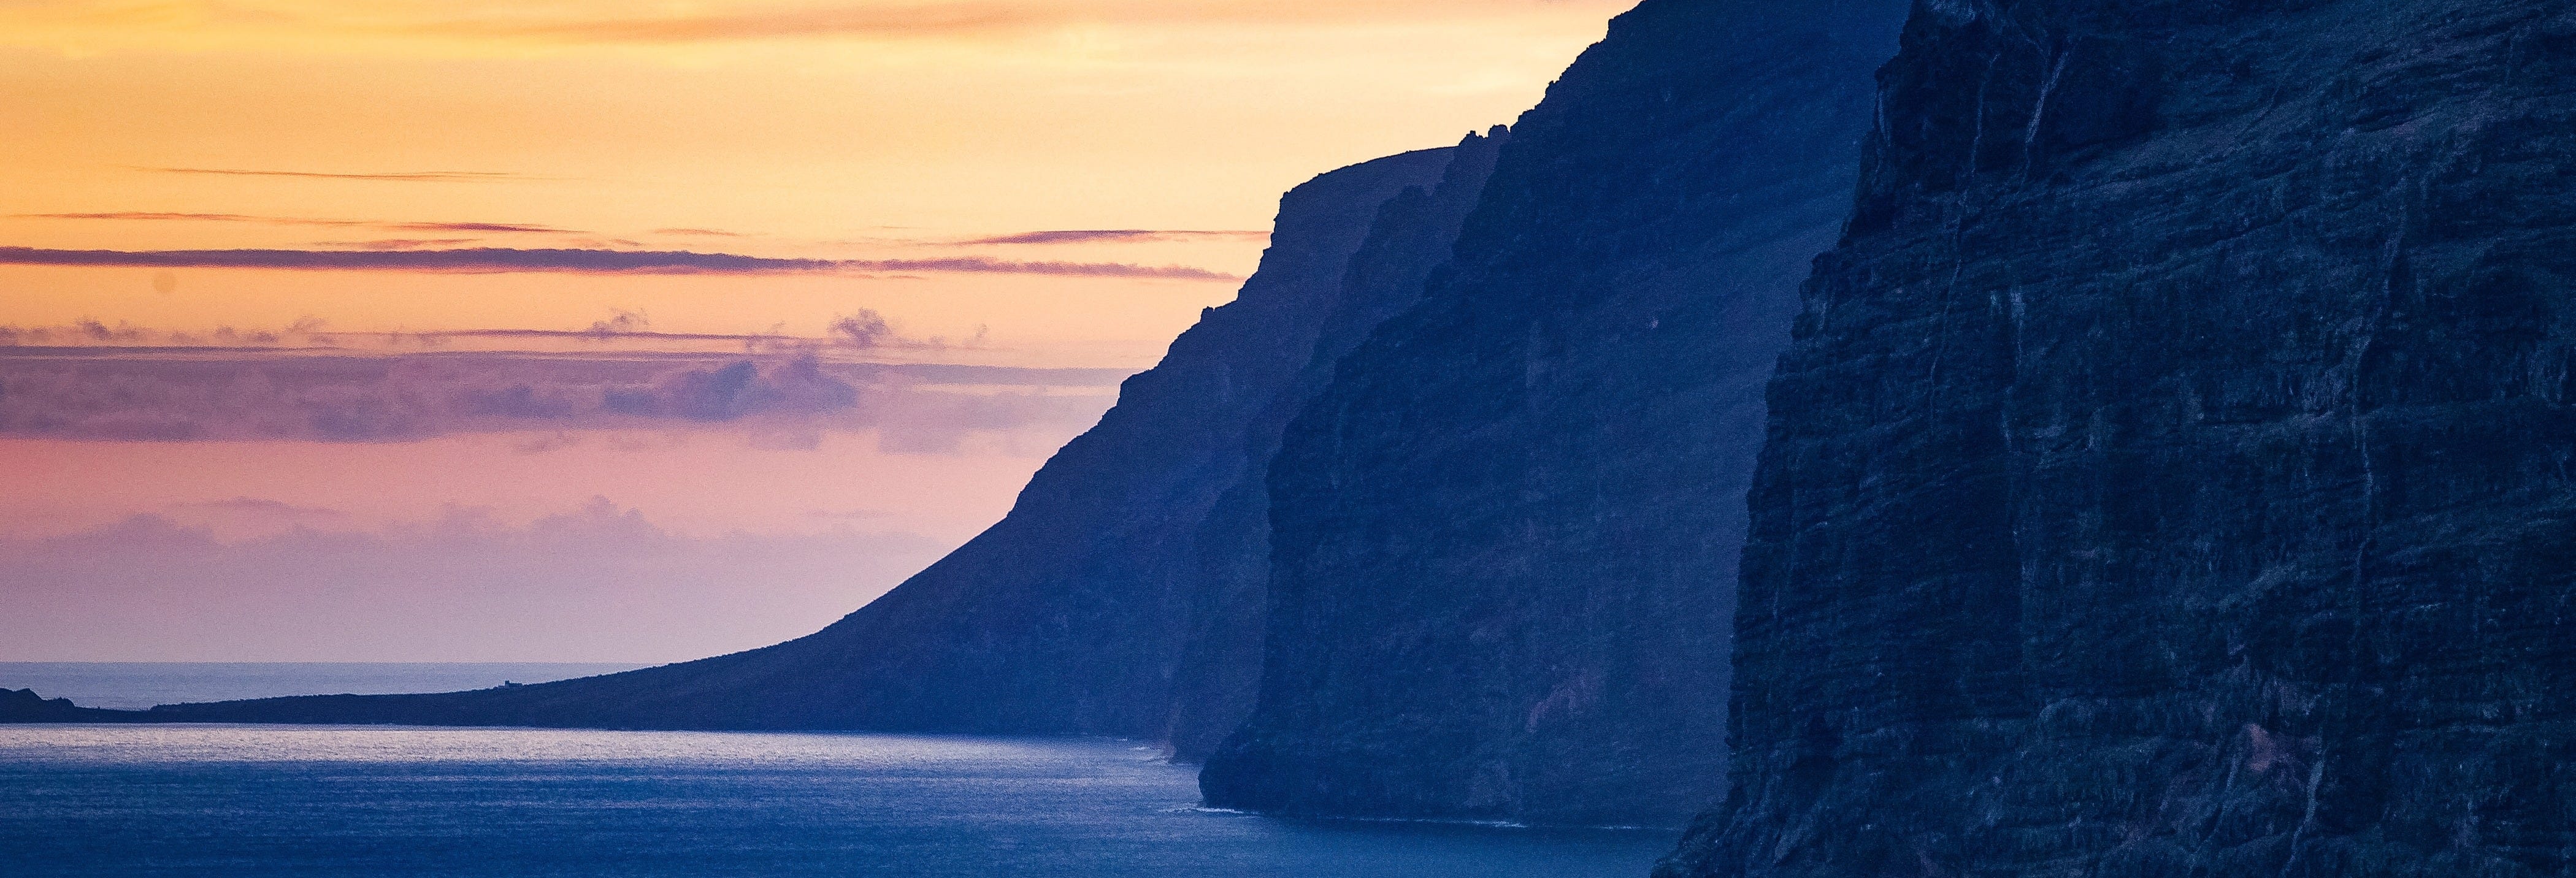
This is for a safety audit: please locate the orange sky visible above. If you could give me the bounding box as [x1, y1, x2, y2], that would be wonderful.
[0, 0, 1632, 661]
[0, 0, 1625, 349]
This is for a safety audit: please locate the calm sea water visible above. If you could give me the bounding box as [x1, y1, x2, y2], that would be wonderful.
[0, 662, 651, 710]
[0, 665, 1677, 877]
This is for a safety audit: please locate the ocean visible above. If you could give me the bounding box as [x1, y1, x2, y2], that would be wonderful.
[0, 662, 653, 711]
[0, 664, 1679, 877]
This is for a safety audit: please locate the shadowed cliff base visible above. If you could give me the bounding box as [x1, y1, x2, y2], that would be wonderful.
[1198, 0, 1909, 829]
[1663, 1, 2576, 876]
[0, 139, 1500, 744]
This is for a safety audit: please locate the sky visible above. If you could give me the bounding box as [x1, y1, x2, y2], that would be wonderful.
[0, 0, 1630, 662]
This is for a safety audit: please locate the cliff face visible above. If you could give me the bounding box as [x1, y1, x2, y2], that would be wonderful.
[1200, 0, 1908, 828]
[1666, 1, 2576, 876]
[86, 142, 1489, 737]
[1164, 130, 1508, 760]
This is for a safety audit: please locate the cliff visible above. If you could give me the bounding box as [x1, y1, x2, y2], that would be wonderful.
[1665, 0, 2576, 876]
[39, 141, 1492, 738]
[1163, 129, 1508, 760]
[1199, 0, 1909, 828]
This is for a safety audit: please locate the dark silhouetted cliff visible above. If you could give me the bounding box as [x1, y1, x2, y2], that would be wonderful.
[1200, 0, 1908, 828]
[44, 140, 1498, 740]
[1163, 129, 1508, 760]
[1664, 0, 2576, 876]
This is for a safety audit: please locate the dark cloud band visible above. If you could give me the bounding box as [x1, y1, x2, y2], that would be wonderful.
[17, 213, 577, 235]
[962, 229, 1271, 245]
[128, 167, 535, 182]
[0, 246, 1237, 280]
[0, 349, 1127, 445]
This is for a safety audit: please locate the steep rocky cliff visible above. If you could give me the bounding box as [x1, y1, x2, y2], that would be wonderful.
[49, 141, 1492, 738]
[1200, 0, 1908, 827]
[1665, 0, 2576, 875]
[1164, 129, 1508, 760]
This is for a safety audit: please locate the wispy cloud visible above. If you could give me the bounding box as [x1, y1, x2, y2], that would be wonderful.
[18, 212, 582, 236]
[0, 246, 1239, 280]
[129, 166, 538, 183]
[390, 221, 571, 234]
[163, 497, 353, 535]
[960, 229, 1270, 245]
[855, 256, 1234, 280]
[0, 1, 1628, 55]
[18, 215, 1276, 254]
[21, 212, 274, 223]
[0, 347, 1125, 444]
[316, 238, 483, 250]
[0, 312, 981, 353]
[169, 497, 348, 519]
[393, 2, 1611, 45]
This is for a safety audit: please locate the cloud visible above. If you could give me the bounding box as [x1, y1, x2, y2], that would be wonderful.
[0, 348, 1125, 446]
[585, 310, 651, 337]
[827, 310, 894, 348]
[127, 167, 537, 183]
[317, 238, 482, 250]
[1, 319, 331, 349]
[0, 246, 1238, 280]
[0, 313, 987, 354]
[161, 497, 352, 537]
[20, 212, 276, 223]
[0, 0, 1631, 59]
[391, 222, 572, 234]
[599, 359, 861, 422]
[856, 256, 1236, 280]
[17, 212, 584, 235]
[960, 229, 1271, 245]
[0, 500, 953, 662]
[17, 215, 1278, 260]
[169, 497, 344, 517]
[409, 1, 1622, 44]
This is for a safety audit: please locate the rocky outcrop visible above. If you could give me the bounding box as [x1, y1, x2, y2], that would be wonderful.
[1665, 1, 2576, 876]
[52, 141, 1494, 738]
[1200, 0, 1908, 828]
[0, 689, 121, 723]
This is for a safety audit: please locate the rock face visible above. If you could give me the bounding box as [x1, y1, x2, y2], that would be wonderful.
[77, 140, 1496, 739]
[1200, 0, 1909, 828]
[1664, 1, 2576, 876]
[1164, 129, 1509, 760]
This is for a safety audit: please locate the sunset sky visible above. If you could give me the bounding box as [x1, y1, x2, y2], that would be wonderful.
[0, 0, 1629, 662]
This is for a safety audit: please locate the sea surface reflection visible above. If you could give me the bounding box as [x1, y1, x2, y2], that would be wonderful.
[0, 725, 1676, 877]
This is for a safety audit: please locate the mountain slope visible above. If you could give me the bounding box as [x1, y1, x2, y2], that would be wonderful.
[27, 142, 1487, 738]
[1665, 0, 2576, 875]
